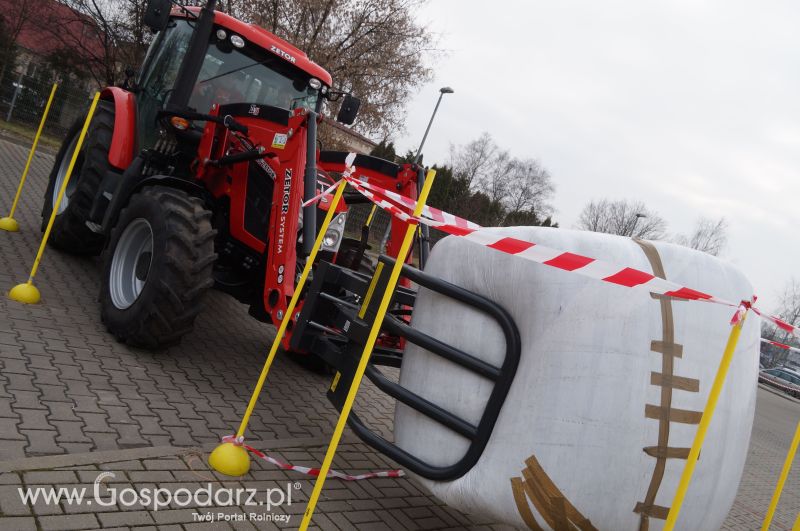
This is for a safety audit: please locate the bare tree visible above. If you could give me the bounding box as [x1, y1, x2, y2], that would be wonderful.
[39, 0, 152, 87]
[36, 0, 432, 137]
[674, 217, 728, 256]
[446, 133, 556, 226]
[577, 199, 667, 239]
[479, 150, 515, 205]
[0, 0, 49, 85]
[501, 158, 554, 222]
[450, 132, 498, 189]
[762, 279, 800, 366]
[233, 0, 436, 138]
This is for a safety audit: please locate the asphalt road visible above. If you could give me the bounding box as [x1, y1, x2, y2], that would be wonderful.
[722, 386, 800, 530]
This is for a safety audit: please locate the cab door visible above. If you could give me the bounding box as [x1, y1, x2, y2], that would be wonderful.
[135, 19, 195, 150]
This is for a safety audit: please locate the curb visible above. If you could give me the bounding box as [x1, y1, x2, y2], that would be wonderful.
[0, 435, 353, 473]
[758, 383, 800, 404]
[0, 130, 58, 156]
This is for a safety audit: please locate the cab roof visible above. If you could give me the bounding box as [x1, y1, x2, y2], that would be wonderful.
[173, 7, 333, 87]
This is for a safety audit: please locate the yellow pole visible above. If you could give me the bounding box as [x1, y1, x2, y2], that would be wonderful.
[237, 180, 347, 437]
[793, 511, 800, 531]
[762, 420, 800, 530]
[663, 312, 749, 530]
[0, 83, 58, 232]
[299, 169, 437, 531]
[208, 179, 349, 477]
[8, 92, 99, 305]
[365, 203, 378, 227]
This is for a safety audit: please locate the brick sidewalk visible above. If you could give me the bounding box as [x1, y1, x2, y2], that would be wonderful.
[0, 441, 506, 530]
[0, 138, 797, 529]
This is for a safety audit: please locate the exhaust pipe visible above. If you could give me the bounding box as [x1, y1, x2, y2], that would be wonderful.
[302, 111, 318, 256]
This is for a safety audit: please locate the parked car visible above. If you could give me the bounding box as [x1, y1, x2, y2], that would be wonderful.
[759, 367, 800, 398]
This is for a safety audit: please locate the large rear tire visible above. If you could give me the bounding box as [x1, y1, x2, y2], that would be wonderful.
[100, 186, 217, 349]
[42, 100, 115, 255]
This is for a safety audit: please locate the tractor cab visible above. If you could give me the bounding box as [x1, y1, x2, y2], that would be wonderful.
[135, 7, 338, 153]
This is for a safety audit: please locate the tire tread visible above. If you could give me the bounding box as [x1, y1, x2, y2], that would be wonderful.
[100, 186, 217, 349]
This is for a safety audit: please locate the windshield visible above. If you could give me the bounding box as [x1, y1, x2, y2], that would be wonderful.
[189, 27, 320, 113]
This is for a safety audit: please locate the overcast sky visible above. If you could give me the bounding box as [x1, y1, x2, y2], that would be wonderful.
[394, 0, 800, 313]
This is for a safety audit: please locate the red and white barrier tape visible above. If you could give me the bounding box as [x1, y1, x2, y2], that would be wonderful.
[761, 338, 800, 354]
[221, 436, 405, 480]
[344, 176, 735, 305]
[730, 298, 755, 326]
[751, 308, 799, 340]
[349, 176, 482, 232]
[301, 153, 357, 208]
[302, 155, 800, 338]
[344, 178, 418, 226]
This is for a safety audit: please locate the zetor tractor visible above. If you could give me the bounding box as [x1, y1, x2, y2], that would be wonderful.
[42, 0, 522, 481]
[42, 0, 422, 354]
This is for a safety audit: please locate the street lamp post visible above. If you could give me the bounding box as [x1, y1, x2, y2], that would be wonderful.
[631, 213, 646, 237]
[414, 86, 454, 164]
[414, 87, 453, 268]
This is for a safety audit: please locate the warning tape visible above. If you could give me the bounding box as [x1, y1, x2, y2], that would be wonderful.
[751, 308, 799, 340]
[220, 436, 404, 481]
[761, 338, 800, 354]
[307, 162, 800, 341]
[343, 178, 419, 226]
[348, 176, 482, 232]
[301, 152, 356, 208]
[344, 176, 732, 304]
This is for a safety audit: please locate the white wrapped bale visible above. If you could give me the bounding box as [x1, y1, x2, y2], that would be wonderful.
[395, 227, 758, 531]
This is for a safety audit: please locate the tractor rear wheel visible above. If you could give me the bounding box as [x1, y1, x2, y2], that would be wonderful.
[99, 186, 217, 349]
[42, 100, 115, 255]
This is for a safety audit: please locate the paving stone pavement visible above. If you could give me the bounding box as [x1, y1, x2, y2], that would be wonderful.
[0, 137, 797, 529]
[0, 442, 508, 531]
[720, 387, 799, 531]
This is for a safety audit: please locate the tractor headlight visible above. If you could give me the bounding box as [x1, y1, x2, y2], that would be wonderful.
[323, 230, 340, 248]
[322, 213, 347, 252]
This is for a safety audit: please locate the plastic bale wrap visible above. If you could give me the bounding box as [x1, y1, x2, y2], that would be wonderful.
[394, 227, 758, 531]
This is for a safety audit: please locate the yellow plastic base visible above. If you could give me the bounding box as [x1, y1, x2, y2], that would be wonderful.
[0, 217, 19, 232]
[8, 283, 41, 304]
[208, 442, 251, 477]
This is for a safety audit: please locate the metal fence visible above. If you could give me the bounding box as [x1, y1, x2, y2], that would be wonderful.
[0, 72, 93, 139]
[343, 201, 392, 250]
[343, 199, 449, 259]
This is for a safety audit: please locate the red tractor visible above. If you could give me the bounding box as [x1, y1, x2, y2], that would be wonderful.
[42, 0, 422, 354]
[42, 0, 521, 480]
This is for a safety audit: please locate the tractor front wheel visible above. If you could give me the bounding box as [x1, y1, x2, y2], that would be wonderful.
[100, 186, 217, 349]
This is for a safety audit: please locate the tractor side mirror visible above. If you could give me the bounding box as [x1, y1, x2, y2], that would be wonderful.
[143, 0, 171, 33]
[336, 94, 361, 125]
[122, 67, 138, 90]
